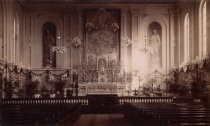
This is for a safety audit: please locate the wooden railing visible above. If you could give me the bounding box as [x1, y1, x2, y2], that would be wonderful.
[1, 97, 89, 106]
[118, 97, 174, 105]
[1, 96, 203, 115]
[2, 97, 202, 105]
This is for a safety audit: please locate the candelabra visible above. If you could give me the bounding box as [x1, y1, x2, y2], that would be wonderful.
[138, 36, 150, 54]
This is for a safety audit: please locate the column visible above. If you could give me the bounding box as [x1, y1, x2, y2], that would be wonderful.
[169, 10, 176, 68]
[121, 10, 128, 71]
[206, 1, 210, 56]
[206, 0, 210, 103]
[3, 0, 13, 62]
[78, 10, 83, 66]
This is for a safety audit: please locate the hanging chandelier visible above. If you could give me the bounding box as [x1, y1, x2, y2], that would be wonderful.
[51, 46, 66, 53]
[51, 36, 67, 53]
[138, 36, 151, 54]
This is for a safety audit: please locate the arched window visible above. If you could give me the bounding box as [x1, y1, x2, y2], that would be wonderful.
[184, 13, 190, 63]
[13, 17, 16, 62]
[13, 12, 20, 63]
[199, 0, 207, 57]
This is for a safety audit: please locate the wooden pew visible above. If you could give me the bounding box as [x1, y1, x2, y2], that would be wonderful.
[124, 103, 210, 126]
[1, 103, 81, 126]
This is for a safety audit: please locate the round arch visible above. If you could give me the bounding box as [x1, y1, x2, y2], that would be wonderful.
[199, 0, 207, 57]
[33, 13, 62, 68]
[141, 14, 169, 73]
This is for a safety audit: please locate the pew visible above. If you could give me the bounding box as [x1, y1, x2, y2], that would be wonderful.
[1, 103, 81, 126]
[124, 103, 210, 126]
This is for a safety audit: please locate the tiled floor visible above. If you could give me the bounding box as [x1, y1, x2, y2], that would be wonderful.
[72, 114, 133, 126]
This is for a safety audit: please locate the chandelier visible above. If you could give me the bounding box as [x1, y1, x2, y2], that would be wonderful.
[51, 36, 67, 53]
[138, 36, 151, 54]
[51, 46, 66, 53]
[98, 8, 106, 13]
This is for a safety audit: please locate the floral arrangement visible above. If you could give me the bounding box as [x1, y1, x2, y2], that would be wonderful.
[48, 74, 56, 82]
[85, 22, 95, 31]
[111, 22, 119, 32]
[32, 76, 41, 83]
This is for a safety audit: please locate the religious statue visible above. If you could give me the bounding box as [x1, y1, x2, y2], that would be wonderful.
[98, 59, 106, 71]
[149, 29, 161, 68]
[43, 27, 56, 68]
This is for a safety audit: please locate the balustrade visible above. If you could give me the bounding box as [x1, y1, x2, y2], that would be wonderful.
[2, 97, 200, 106]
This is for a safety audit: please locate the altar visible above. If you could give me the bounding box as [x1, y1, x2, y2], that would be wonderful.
[86, 82, 117, 95]
[78, 82, 126, 96]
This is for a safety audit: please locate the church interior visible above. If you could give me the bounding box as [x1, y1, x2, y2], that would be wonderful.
[0, 0, 210, 125]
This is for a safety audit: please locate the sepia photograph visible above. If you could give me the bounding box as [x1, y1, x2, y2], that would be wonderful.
[0, 0, 210, 125]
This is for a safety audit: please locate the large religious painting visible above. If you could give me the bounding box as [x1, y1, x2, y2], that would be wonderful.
[147, 22, 162, 69]
[42, 22, 56, 68]
[84, 9, 120, 68]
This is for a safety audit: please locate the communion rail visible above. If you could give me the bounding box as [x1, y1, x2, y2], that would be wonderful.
[1, 96, 204, 115]
[1, 96, 203, 106]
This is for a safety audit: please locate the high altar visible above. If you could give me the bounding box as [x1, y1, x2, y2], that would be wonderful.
[77, 56, 126, 96]
[76, 9, 126, 96]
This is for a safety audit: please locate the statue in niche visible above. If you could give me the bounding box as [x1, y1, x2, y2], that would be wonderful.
[149, 29, 161, 68]
[42, 22, 56, 68]
[98, 59, 108, 82]
[98, 59, 106, 71]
